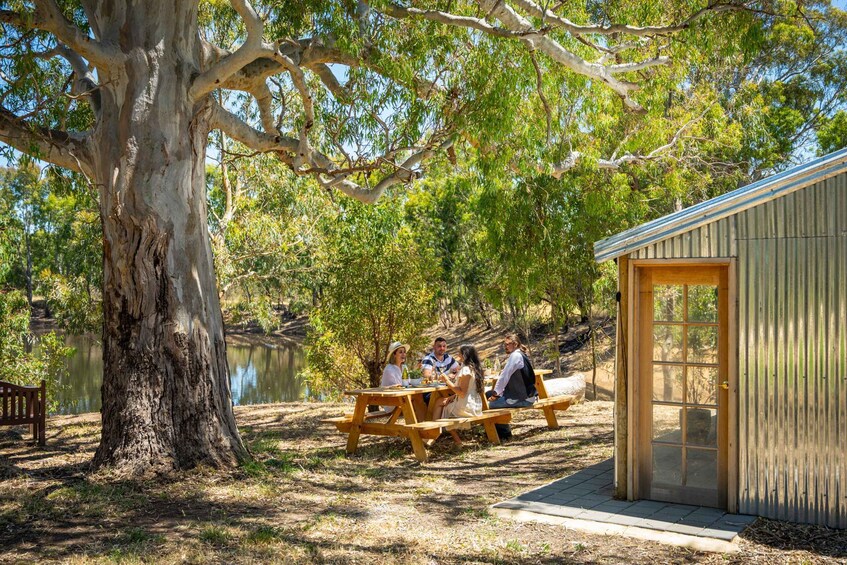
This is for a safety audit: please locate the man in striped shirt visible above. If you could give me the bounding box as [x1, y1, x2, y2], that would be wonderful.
[421, 337, 459, 379]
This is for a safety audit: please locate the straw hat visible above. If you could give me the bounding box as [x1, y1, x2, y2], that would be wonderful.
[385, 341, 409, 364]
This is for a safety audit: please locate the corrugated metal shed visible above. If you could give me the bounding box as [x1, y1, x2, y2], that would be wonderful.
[735, 173, 847, 526]
[594, 148, 847, 263]
[597, 151, 847, 527]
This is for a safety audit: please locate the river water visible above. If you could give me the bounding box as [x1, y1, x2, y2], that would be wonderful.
[54, 334, 309, 415]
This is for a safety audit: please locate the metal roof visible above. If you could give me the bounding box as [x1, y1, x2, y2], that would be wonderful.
[593, 147, 847, 263]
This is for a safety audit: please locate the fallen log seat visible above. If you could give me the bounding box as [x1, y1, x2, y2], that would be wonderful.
[0, 380, 46, 445]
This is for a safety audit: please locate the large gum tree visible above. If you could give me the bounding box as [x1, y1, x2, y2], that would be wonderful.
[0, 0, 759, 475]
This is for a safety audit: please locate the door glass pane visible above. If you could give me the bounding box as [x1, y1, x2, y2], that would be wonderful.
[688, 285, 718, 322]
[653, 325, 682, 362]
[654, 285, 684, 321]
[684, 407, 717, 447]
[653, 365, 683, 402]
[686, 326, 718, 364]
[686, 366, 717, 406]
[653, 445, 683, 486]
[686, 448, 717, 489]
[652, 404, 682, 443]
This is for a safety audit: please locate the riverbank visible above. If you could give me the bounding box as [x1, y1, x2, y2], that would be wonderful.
[1, 401, 843, 563]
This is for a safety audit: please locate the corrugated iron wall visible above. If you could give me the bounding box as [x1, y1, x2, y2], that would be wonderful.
[631, 216, 737, 259]
[633, 173, 847, 527]
[736, 173, 847, 527]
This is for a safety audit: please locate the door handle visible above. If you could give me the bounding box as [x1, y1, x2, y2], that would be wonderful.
[720, 381, 729, 390]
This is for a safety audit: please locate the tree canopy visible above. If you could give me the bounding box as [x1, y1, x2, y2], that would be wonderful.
[1, 0, 845, 475]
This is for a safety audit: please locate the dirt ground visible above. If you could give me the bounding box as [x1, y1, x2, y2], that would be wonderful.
[1, 401, 845, 564]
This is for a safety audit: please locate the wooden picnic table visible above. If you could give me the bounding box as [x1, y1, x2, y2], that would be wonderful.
[324, 383, 512, 462]
[324, 370, 566, 463]
[334, 384, 453, 462]
[483, 368, 553, 395]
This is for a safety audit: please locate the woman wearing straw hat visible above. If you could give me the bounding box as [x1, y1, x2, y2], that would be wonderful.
[380, 341, 409, 388]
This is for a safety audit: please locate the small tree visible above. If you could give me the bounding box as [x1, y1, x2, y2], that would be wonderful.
[305, 199, 435, 393]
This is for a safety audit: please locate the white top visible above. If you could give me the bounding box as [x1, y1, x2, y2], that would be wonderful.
[381, 364, 403, 387]
[443, 366, 483, 418]
[494, 349, 525, 396]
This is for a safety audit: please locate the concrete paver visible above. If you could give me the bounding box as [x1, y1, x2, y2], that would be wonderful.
[492, 458, 755, 544]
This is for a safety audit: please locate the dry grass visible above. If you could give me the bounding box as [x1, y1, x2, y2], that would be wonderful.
[0, 401, 844, 564]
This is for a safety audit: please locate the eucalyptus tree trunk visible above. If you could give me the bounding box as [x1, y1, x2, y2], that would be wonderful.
[88, 2, 245, 474]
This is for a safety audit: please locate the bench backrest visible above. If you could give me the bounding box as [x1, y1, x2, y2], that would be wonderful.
[0, 380, 45, 426]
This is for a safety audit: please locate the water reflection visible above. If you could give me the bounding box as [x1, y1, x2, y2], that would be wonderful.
[51, 334, 307, 415]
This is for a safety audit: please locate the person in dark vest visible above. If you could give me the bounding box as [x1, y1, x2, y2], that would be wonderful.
[486, 334, 537, 439]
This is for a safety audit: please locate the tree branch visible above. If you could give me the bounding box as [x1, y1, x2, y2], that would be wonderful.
[29, 0, 120, 67]
[250, 82, 278, 135]
[34, 45, 101, 115]
[209, 103, 452, 203]
[269, 49, 315, 169]
[549, 108, 709, 177]
[382, 1, 648, 110]
[512, 0, 752, 37]
[311, 63, 351, 102]
[205, 37, 443, 108]
[190, 0, 269, 101]
[0, 106, 92, 175]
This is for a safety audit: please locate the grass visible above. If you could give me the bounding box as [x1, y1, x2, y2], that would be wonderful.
[198, 524, 235, 546]
[1, 400, 845, 564]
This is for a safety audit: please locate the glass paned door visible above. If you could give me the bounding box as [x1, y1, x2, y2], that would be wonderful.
[638, 266, 728, 508]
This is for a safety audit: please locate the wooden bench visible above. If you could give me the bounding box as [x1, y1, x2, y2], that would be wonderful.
[482, 372, 579, 430]
[320, 408, 398, 425]
[0, 380, 46, 445]
[409, 408, 513, 446]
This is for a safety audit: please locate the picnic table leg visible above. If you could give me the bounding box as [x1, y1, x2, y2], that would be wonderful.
[411, 394, 428, 422]
[483, 420, 501, 445]
[425, 392, 439, 420]
[542, 406, 560, 430]
[400, 396, 418, 424]
[408, 429, 428, 462]
[346, 396, 369, 455]
[402, 397, 430, 461]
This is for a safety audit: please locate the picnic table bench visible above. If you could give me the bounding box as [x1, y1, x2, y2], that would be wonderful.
[0, 380, 46, 445]
[322, 384, 511, 462]
[482, 369, 579, 429]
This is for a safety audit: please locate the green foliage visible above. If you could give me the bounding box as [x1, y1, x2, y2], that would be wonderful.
[817, 111, 847, 155]
[305, 198, 436, 392]
[2, 0, 847, 405]
[0, 290, 72, 412]
[36, 270, 102, 335]
[0, 164, 102, 333]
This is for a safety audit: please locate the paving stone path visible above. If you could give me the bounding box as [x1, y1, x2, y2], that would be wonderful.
[494, 459, 756, 541]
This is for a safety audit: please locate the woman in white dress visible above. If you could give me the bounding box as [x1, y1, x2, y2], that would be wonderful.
[433, 344, 484, 419]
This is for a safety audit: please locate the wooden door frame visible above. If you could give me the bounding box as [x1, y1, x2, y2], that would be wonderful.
[625, 258, 738, 512]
